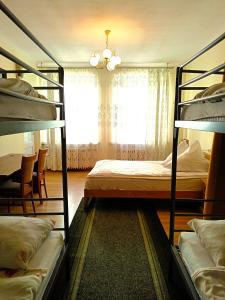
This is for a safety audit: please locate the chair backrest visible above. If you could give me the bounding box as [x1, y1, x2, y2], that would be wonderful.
[21, 154, 37, 184]
[37, 148, 48, 174]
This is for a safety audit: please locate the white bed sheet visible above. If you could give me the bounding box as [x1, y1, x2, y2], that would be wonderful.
[179, 232, 215, 276]
[85, 160, 207, 191]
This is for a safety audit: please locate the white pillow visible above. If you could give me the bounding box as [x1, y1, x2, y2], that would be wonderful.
[0, 217, 54, 269]
[188, 219, 225, 266]
[163, 140, 189, 165]
[164, 140, 209, 172]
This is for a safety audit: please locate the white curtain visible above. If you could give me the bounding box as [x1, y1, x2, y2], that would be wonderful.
[33, 67, 173, 170]
[106, 68, 170, 160]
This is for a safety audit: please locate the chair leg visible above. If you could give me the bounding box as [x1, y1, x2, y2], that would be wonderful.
[32, 200, 36, 214]
[43, 179, 48, 198]
[30, 192, 36, 214]
[38, 179, 43, 204]
[22, 200, 27, 214]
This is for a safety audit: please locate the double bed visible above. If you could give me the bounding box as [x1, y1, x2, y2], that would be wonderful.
[84, 139, 209, 208]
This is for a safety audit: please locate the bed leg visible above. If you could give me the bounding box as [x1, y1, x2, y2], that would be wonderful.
[83, 197, 91, 209]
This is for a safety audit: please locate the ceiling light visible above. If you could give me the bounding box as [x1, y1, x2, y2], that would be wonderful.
[90, 30, 121, 71]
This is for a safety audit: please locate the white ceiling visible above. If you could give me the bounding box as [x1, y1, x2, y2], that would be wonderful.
[0, 0, 224, 66]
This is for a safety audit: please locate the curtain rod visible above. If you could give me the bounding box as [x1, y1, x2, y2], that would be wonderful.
[37, 62, 174, 69]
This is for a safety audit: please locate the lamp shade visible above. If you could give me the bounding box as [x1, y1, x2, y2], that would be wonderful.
[103, 48, 112, 59]
[90, 54, 100, 66]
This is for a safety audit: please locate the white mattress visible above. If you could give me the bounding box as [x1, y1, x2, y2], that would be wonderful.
[181, 100, 225, 121]
[178, 232, 215, 276]
[85, 160, 207, 191]
[0, 78, 56, 120]
[30, 231, 64, 299]
[0, 93, 57, 121]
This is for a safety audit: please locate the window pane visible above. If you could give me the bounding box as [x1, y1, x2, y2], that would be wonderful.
[112, 71, 149, 144]
[64, 70, 99, 144]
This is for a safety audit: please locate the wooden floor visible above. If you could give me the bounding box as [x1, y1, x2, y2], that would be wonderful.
[0, 170, 201, 244]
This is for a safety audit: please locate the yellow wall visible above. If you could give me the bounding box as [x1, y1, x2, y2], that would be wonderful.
[0, 58, 25, 155]
[181, 40, 224, 150]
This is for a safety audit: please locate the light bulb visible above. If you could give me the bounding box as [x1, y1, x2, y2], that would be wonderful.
[115, 55, 121, 65]
[103, 48, 112, 59]
[110, 55, 117, 65]
[90, 54, 100, 66]
[106, 61, 115, 71]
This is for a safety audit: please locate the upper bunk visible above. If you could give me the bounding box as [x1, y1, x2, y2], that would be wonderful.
[0, 0, 65, 136]
[174, 32, 225, 134]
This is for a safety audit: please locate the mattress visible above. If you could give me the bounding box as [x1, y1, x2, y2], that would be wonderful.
[181, 101, 225, 121]
[181, 82, 225, 121]
[178, 232, 215, 276]
[30, 231, 64, 300]
[0, 78, 57, 120]
[85, 160, 207, 191]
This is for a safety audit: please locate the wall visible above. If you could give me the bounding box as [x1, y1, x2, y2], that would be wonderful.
[0, 57, 25, 156]
[181, 39, 224, 150]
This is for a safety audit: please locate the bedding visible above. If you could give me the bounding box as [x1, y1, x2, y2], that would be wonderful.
[0, 78, 57, 120]
[181, 82, 225, 121]
[84, 160, 207, 198]
[188, 219, 225, 267]
[193, 267, 225, 300]
[163, 139, 189, 164]
[163, 140, 209, 172]
[179, 231, 225, 300]
[0, 231, 63, 300]
[0, 274, 43, 300]
[0, 216, 55, 269]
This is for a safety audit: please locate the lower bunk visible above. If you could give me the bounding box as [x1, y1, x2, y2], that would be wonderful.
[0, 216, 68, 300]
[172, 219, 225, 300]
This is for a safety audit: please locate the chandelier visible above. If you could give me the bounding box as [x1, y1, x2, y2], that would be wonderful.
[90, 30, 121, 71]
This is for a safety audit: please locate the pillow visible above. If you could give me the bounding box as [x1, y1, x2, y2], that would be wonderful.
[164, 140, 209, 172]
[0, 217, 54, 269]
[188, 219, 225, 266]
[163, 139, 189, 165]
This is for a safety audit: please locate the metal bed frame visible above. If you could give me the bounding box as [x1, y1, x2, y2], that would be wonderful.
[0, 1, 69, 298]
[169, 32, 225, 300]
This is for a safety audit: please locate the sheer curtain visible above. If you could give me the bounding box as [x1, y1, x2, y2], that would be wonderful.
[106, 68, 170, 160]
[34, 67, 172, 169]
[64, 69, 101, 169]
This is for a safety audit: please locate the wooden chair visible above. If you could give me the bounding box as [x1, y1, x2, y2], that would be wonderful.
[33, 148, 48, 203]
[0, 154, 37, 213]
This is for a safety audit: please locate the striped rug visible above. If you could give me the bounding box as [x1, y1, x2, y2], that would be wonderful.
[66, 199, 172, 300]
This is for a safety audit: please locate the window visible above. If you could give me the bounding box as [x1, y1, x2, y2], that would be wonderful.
[64, 70, 99, 144]
[111, 70, 149, 144]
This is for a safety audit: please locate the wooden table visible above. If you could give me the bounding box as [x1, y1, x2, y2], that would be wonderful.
[0, 153, 22, 179]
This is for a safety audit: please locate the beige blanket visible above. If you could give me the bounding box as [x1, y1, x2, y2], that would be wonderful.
[192, 267, 225, 300]
[0, 269, 47, 300]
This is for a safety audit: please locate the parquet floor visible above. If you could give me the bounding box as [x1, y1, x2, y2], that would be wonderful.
[0, 170, 201, 244]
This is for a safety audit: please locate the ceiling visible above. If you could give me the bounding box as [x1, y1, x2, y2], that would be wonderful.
[0, 0, 224, 67]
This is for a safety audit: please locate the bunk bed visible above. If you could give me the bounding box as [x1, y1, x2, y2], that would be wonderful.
[169, 32, 225, 300]
[0, 1, 68, 299]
